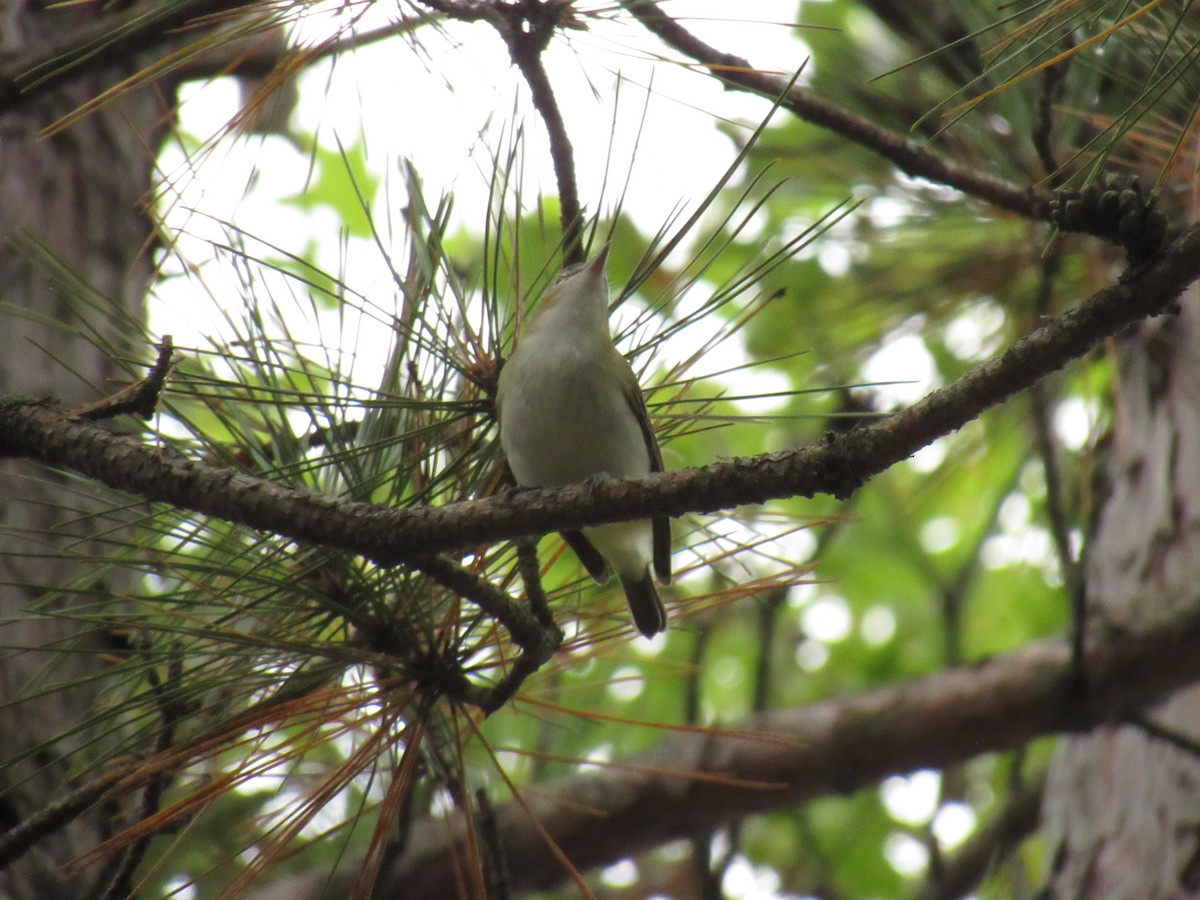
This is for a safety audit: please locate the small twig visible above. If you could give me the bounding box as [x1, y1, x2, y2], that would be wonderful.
[1033, 44, 1071, 186]
[420, 0, 585, 261]
[416, 0, 501, 24]
[72, 336, 175, 422]
[1128, 712, 1200, 760]
[0, 767, 128, 869]
[474, 788, 512, 900]
[411, 555, 562, 714]
[684, 623, 710, 726]
[476, 631, 559, 715]
[98, 650, 187, 900]
[495, 5, 583, 264]
[689, 828, 724, 900]
[753, 587, 787, 713]
[1027, 250, 1090, 700]
[515, 539, 555, 630]
[414, 555, 546, 650]
[937, 467, 1019, 669]
[174, 15, 432, 82]
[685, 622, 724, 900]
[506, 27, 584, 263]
[913, 771, 1046, 900]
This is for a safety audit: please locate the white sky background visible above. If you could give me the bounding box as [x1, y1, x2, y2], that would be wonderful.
[156, 1, 807, 329]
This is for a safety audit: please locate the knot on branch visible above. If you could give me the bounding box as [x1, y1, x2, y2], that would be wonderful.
[498, 0, 579, 56]
[402, 640, 474, 698]
[1048, 174, 1168, 266]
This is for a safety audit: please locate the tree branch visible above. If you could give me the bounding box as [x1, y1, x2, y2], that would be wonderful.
[2, 223, 1198, 567]
[506, 23, 585, 263]
[0, 769, 126, 871]
[621, 0, 1049, 219]
[410, 554, 562, 714]
[366, 592, 1200, 895]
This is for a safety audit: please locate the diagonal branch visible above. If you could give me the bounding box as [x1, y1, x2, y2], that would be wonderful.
[621, 0, 1049, 219]
[369, 589, 1200, 895]
[1, 223, 1197, 566]
[506, 23, 585, 263]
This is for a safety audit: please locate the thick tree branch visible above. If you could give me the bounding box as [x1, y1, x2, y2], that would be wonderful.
[621, 0, 1049, 219]
[2, 224, 1198, 566]
[368, 594, 1200, 895]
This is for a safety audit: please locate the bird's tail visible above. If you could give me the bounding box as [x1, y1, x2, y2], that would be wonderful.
[620, 572, 667, 638]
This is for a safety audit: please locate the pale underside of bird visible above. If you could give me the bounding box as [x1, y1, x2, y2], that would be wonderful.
[496, 245, 671, 637]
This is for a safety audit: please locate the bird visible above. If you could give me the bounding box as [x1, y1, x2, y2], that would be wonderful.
[496, 243, 672, 637]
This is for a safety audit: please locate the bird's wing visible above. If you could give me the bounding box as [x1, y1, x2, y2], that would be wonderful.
[623, 372, 672, 585]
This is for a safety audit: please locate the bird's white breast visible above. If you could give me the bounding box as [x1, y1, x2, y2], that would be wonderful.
[499, 332, 649, 488]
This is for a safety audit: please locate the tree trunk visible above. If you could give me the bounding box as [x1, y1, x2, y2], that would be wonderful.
[1043, 288, 1200, 898]
[0, 3, 169, 895]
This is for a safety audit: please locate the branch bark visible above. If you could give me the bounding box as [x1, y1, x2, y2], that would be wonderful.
[2, 223, 1198, 567]
[357, 592, 1200, 895]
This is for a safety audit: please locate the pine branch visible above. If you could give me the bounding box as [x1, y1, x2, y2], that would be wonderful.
[2, 222, 1198, 566]
[0, 769, 128, 871]
[374, 594, 1200, 895]
[71, 336, 174, 421]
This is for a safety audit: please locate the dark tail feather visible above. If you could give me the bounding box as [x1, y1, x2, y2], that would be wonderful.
[561, 530, 609, 583]
[652, 516, 672, 585]
[620, 572, 667, 638]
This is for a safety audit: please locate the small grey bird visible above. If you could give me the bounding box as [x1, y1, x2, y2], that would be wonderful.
[496, 244, 672, 637]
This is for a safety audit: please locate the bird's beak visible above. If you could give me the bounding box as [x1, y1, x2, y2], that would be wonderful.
[586, 242, 611, 275]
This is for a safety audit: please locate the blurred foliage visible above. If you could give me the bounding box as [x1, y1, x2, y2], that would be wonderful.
[9, 0, 1200, 897]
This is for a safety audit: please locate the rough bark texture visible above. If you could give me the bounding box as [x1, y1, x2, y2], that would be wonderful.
[0, 2, 168, 895]
[1042, 288, 1200, 898]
